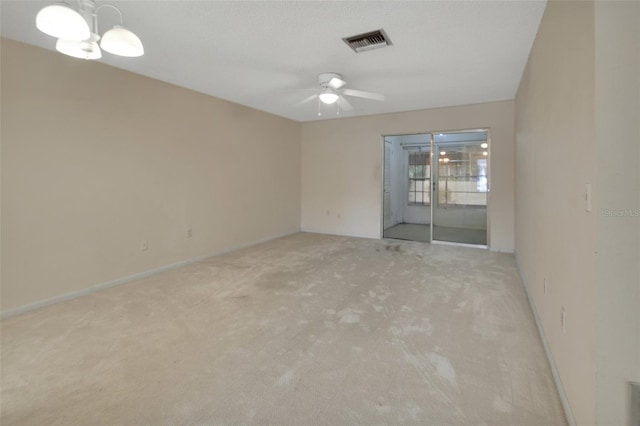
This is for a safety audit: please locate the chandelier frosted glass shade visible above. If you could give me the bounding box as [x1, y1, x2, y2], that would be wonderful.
[56, 34, 102, 60]
[36, 4, 91, 41]
[100, 25, 144, 57]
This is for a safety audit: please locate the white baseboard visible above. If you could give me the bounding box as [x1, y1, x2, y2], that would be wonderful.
[300, 228, 379, 240]
[1, 230, 300, 320]
[490, 247, 515, 254]
[515, 256, 577, 426]
[432, 240, 488, 249]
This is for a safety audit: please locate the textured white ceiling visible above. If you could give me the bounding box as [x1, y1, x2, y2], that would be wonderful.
[0, 0, 546, 122]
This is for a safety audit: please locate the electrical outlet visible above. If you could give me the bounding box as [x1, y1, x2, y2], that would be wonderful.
[186, 228, 192, 238]
[561, 306, 567, 334]
[544, 278, 547, 296]
[140, 239, 148, 251]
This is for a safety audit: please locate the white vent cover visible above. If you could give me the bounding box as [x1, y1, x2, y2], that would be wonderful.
[342, 29, 392, 53]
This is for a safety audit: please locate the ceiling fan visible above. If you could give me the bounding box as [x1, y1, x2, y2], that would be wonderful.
[298, 72, 385, 115]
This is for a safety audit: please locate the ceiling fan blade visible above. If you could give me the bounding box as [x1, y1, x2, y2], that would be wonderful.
[342, 88, 385, 101]
[328, 77, 346, 90]
[295, 94, 318, 106]
[337, 96, 353, 111]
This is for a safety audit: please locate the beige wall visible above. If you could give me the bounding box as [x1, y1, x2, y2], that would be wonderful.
[0, 38, 301, 313]
[301, 101, 515, 252]
[515, 2, 597, 424]
[594, 2, 640, 425]
[516, 1, 640, 425]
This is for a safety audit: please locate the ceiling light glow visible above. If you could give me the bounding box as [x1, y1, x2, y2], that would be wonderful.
[101, 25, 144, 57]
[36, 4, 90, 40]
[56, 34, 102, 59]
[319, 91, 339, 104]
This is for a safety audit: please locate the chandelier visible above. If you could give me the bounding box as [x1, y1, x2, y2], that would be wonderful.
[36, 0, 144, 60]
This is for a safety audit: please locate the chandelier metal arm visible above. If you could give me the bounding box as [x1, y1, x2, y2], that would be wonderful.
[94, 3, 124, 26]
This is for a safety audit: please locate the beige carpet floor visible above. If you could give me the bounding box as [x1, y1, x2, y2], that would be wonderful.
[1, 233, 566, 425]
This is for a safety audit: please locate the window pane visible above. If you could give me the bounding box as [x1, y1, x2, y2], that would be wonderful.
[423, 189, 430, 204]
[424, 179, 430, 203]
[435, 142, 488, 207]
[408, 151, 432, 206]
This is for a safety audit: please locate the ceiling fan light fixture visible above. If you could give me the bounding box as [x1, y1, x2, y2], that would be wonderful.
[100, 25, 144, 57]
[56, 34, 102, 60]
[297, 72, 384, 116]
[319, 90, 339, 105]
[36, 3, 91, 41]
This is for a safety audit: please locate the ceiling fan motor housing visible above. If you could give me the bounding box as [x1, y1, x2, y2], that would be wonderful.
[318, 72, 343, 88]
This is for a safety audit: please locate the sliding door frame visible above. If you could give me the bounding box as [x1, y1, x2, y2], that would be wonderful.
[429, 133, 435, 244]
[430, 128, 491, 248]
[380, 127, 491, 249]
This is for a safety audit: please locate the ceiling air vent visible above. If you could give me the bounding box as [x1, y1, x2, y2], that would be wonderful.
[342, 29, 392, 53]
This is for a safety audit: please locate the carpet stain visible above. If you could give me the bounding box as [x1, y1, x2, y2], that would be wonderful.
[276, 370, 295, 387]
[337, 308, 361, 324]
[493, 395, 512, 413]
[427, 352, 458, 388]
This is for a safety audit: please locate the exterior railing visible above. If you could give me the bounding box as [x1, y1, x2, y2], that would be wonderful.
[438, 175, 487, 207]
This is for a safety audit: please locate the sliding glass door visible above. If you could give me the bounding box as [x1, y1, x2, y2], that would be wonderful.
[431, 131, 488, 245]
[382, 130, 488, 246]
